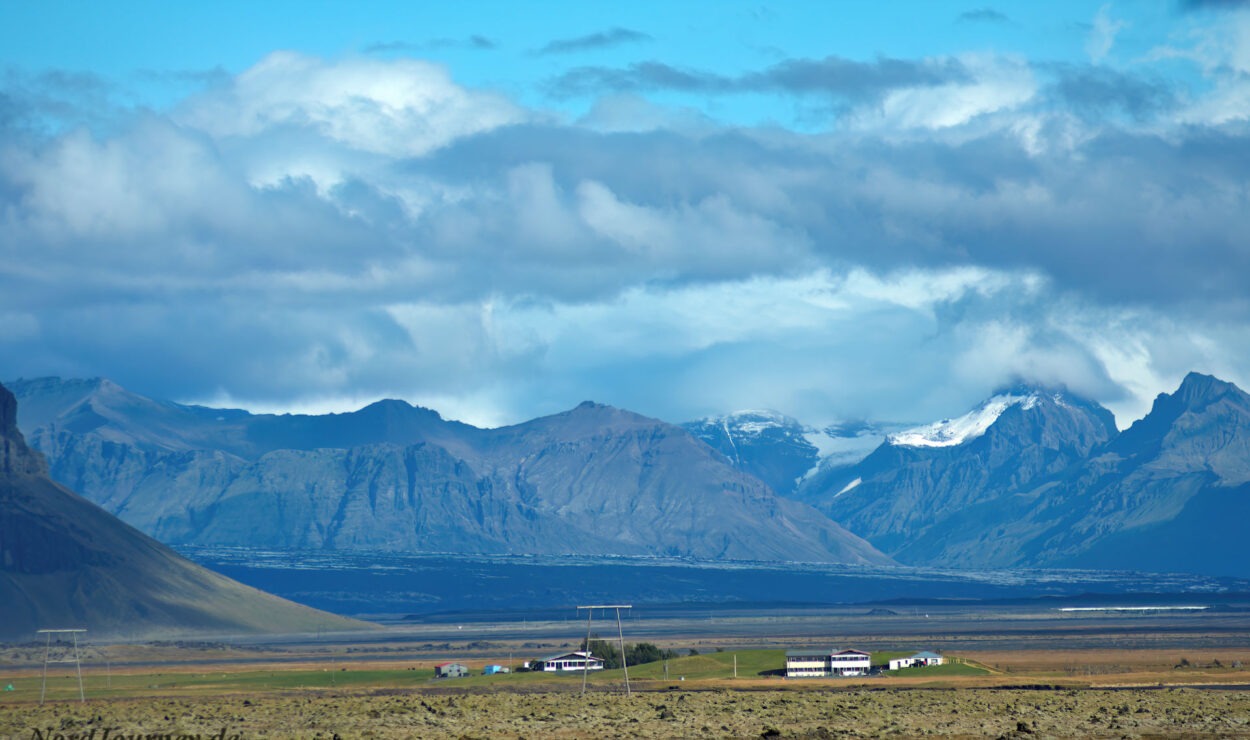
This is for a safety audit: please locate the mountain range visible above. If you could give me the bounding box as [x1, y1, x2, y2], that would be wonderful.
[9, 377, 888, 565]
[0, 381, 369, 640]
[796, 373, 1250, 576]
[11, 372, 1250, 578]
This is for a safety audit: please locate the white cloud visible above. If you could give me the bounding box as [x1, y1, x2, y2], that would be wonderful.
[9, 119, 243, 243]
[858, 53, 1037, 131]
[176, 51, 526, 187]
[3, 37, 1250, 434]
[1087, 5, 1127, 64]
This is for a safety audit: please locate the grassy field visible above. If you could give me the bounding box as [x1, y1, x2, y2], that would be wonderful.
[4, 646, 1250, 738]
[9, 646, 1247, 706]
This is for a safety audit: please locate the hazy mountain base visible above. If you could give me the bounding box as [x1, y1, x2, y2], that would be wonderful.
[179, 547, 1250, 617]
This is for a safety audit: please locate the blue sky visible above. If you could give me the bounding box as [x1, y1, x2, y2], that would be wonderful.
[2, 1, 1250, 429]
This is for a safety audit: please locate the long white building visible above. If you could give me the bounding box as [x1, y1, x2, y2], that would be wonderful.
[540, 651, 605, 672]
[888, 651, 944, 670]
[785, 648, 872, 677]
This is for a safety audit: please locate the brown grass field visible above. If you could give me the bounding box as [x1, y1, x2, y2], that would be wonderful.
[3, 643, 1250, 738]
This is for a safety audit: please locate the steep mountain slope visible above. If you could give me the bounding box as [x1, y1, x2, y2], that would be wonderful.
[800, 373, 1250, 577]
[471, 402, 888, 562]
[801, 387, 1119, 558]
[1003, 373, 1250, 574]
[0, 382, 370, 640]
[12, 379, 890, 564]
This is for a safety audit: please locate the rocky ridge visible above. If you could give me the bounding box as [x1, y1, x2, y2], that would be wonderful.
[10, 379, 890, 565]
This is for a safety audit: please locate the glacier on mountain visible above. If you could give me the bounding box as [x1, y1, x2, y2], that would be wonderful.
[888, 393, 1039, 448]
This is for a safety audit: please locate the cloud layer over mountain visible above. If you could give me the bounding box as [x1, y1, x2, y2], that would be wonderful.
[3, 3, 1250, 428]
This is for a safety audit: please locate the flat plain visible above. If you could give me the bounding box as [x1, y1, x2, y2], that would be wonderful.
[4, 641, 1250, 737]
[4, 602, 1250, 738]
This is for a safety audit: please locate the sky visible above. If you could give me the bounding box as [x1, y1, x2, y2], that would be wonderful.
[2, 0, 1250, 430]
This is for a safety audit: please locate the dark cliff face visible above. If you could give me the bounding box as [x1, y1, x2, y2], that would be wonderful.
[11, 378, 892, 565]
[1, 384, 45, 477]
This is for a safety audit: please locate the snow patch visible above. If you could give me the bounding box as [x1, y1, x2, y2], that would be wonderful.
[735, 420, 780, 435]
[801, 430, 883, 475]
[834, 477, 862, 497]
[699, 409, 794, 437]
[889, 393, 1038, 448]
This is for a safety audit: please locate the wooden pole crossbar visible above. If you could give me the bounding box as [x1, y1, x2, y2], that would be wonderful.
[576, 605, 632, 696]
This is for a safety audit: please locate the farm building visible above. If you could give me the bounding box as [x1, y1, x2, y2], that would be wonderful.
[482, 665, 509, 675]
[784, 650, 831, 678]
[540, 651, 605, 672]
[434, 662, 468, 678]
[889, 651, 944, 670]
[830, 649, 872, 676]
[785, 648, 872, 677]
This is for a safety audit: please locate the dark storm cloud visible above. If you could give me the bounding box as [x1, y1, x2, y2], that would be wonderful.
[537, 27, 652, 55]
[5, 53, 1250, 424]
[752, 56, 969, 96]
[548, 55, 968, 100]
[1047, 64, 1177, 120]
[0, 68, 118, 131]
[392, 119, 1250, 309]
[549, 62, 732, 96]
[958, 8, 1010, 23]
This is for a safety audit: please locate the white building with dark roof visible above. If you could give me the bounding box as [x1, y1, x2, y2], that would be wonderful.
[540, 651, 604, 672]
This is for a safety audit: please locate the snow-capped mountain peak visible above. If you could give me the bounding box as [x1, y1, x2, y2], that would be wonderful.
[888, 392, 1040, 448]
[701, 409, 798, 436]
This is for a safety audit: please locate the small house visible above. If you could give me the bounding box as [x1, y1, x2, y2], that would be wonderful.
[889, 651, 944, 671]
[482, 665, 509, 675]
[434, 662, 468, 678]
[540, 651, 604, 672]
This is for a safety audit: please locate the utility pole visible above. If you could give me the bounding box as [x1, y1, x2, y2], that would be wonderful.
[38, 629, 86, 704]
[734, 654, 738, 679]
[576, 605, 633, 696]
